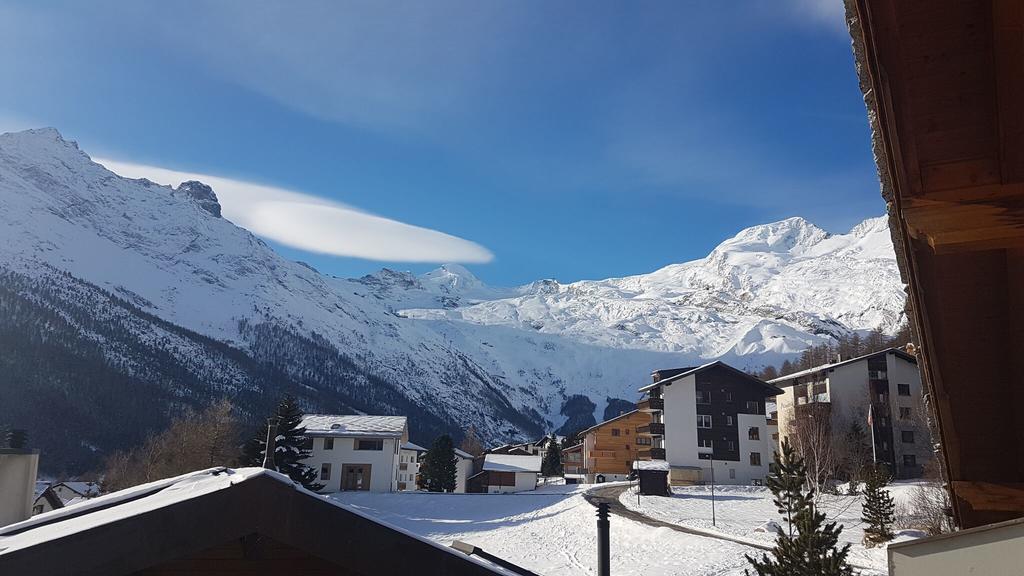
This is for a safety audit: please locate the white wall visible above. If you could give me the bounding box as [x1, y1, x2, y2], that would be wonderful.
[397, 448, 420, 490]
[735, 413, 774, 484]
[887, 354, 930, 474]
[487, 472, 537, 493]
[663, 374, 698, 467]
[889, 518, 1024, 576]
[304, 436, 399, 493]
[0, 452, 38, 527]
[455, 457, 473, 493]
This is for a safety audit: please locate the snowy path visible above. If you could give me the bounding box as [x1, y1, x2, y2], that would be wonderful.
[584, 484, 772, 552]
[330, 485, 773, 575]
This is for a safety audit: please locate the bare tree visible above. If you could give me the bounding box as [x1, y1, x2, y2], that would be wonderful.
[790, 404, 839, 496]
[458, 425, 484, 457]
[102, 399, 241, 492]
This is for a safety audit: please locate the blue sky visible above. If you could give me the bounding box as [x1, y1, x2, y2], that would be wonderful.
[0, 1, 882, 285]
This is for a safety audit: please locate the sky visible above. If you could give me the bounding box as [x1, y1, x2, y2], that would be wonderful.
[0, 0, 883, 286]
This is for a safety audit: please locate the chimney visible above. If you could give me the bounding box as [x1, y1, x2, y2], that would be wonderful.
[262, 418, 279, 471]
[0, 429, 39, 527]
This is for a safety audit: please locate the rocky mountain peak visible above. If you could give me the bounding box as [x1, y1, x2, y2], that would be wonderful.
[175, 180, 222, 218]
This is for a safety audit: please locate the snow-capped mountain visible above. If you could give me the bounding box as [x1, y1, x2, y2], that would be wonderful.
[0, 128, 905, 473]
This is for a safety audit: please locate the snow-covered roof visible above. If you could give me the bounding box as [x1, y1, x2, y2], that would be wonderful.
[301, 414, 407, 437]
[53, 481, 100, 497]
[633, 460, 671, 471]
[0, 467, 516, 575]
[482, 454, 541, 473]
[401, 441, 427, 452]
[454, 448, 475, 459]
[767, 347, 918, 386]
[638, 361, 783, 396]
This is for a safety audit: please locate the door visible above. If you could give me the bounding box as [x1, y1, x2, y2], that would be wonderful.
[341, 464, 372, 491]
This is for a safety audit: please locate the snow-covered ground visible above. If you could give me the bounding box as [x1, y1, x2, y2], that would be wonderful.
[331, 483, 769, 576]
[619, 482, 934, 573]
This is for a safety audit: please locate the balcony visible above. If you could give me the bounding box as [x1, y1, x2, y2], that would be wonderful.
[637, 397, 664, 411]
[399, 463, 408, 471]
[868, 370, 888, 380]
[639, 448, 666, 460]
[637, 422, 665, 436]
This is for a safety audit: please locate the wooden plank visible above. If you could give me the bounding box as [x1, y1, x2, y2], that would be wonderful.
[952, 481, 1024, 512]
[993, 0, 1024, 182]
[920, 158, 1001, 192]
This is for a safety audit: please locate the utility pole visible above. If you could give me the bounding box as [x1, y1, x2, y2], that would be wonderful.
[262, 417, 280, 471]
[710, 453, 716, 527]
[597, 502, 610, 576]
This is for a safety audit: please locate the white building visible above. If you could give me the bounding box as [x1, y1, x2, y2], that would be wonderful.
[454, 448, 474, 494]
[31, 481, 100, 515]
[300, 415, 407, 493]
[769, 347, 930, 478]
[398, 441, 425, 491]
[638, 362, 782, 486]
[468, 454, 541, 493]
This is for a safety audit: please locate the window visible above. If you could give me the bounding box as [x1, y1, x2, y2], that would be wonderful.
[725, 415, 734, 426]
[625, 444, 631, 450]
[748, 427, 760, 441]
[323, 437, 334, 450]
[636, 436, 652, 446]
[355, 439, 384, 451]
[625, 428, 630, 435]
[698, 452, 712, 460]
[898, 383, 911, 396]
[696, 390, 711, 404]
[611, 428, 620, 437]
[903, 454, 917, 467]
[728, 441, 736, 451]
[302, 437, 314, 450]
[746, 401, 759, 413]
[698, 438, 713, 449]
[899, 407, 912, 419]
[697, 414, 712, 428]
[729, 469, 736, 479]
[320, 463, 332, 481]
[726, 392, 734, 402]
[750, 452, 762, 466]
[901, 431, 915, 444]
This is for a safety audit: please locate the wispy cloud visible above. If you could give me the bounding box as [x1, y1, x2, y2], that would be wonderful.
[779, 0, 849, 35]
[94, 158, 494, 264]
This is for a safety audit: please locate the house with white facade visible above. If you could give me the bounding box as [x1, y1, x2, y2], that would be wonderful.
[398, 441, 426, 491]
[769, 347, 929, 478]
[31, 481, 101, 515]
[637, 362, 782, 486]
[467, 454, 541, 493]
[300, 415, 407, 493]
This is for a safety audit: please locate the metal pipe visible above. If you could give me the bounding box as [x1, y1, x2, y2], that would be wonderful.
[597, 502, 610, 576]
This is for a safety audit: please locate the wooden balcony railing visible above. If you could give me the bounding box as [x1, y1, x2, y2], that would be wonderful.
[637, 397, 664, 411]
[637, 422, 665, 436]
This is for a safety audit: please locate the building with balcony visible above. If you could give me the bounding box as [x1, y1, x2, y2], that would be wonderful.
[398, 441, 426, 491]
[299, 414, 408, 493]
[638, 362, 782, 486]
[769, 348, 929, 479]
[575, 409, 653, 482]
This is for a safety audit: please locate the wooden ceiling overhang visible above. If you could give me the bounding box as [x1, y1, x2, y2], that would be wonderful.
[850, 0, 1024, 528]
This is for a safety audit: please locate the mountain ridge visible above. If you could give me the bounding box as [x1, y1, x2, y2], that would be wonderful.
[0, 128, 905, 473]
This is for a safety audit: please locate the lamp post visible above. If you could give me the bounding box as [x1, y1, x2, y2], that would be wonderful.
[710, 453, 716, 527]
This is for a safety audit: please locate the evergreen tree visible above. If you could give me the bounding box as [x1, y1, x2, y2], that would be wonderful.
[243, 395, 321, 491]
[541, 433, 563, 477]
[459, 425, 485, 457]
[421, 434, 457, 492]
[861, 466, 896, 545]
[745, 439, 854, 576]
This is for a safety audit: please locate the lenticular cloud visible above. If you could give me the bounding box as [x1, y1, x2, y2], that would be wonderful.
[95, 158, 494, 264]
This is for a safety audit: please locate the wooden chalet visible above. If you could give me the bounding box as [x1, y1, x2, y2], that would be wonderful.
[850, 0, 1024, 528]
[578, 409, 653, 481]
[0, 467, 523, 576]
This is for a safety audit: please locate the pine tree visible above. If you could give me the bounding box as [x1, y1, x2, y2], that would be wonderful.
[541, 433, 563, 477]
[745, 439, 854, 576]
[862, 466, 896, 545]
[243, 395, 322, 491]
[459, 425, 484, 457]
[421, 434, 457, 492]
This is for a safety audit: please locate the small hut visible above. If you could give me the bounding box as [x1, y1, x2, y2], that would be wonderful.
[633, 460, 670, 496]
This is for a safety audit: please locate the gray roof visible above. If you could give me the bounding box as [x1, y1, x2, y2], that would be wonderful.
[638, 361, 783, 396]
[300, 415, 407, 438]
[767, 347, 918, 387]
